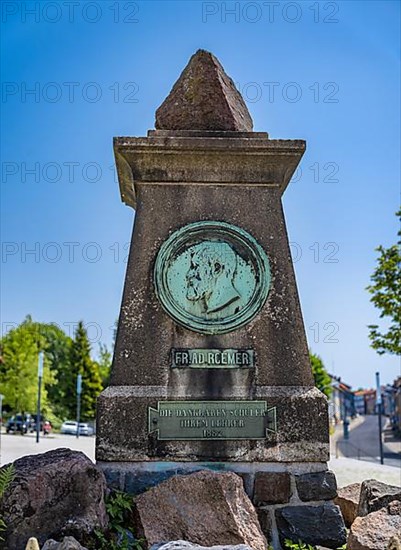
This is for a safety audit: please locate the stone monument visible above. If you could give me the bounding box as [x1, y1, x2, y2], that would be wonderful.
[96, 50, 346, 548]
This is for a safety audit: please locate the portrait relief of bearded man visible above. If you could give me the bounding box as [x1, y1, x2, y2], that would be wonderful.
[186, 242, 241, 314]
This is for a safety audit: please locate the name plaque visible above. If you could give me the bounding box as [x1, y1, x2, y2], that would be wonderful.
[171, 348, 254, 368]
[148, 400, 277, 441]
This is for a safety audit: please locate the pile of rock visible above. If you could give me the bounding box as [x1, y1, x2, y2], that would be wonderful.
[1, 448, 400, 550]
[335, 479, 401, 550]
[131, 469, 347, 549]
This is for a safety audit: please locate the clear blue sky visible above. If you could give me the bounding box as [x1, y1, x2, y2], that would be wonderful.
[1, 1, 400, 389]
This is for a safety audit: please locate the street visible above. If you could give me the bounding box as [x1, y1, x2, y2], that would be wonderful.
[333, 415, 401, 469]
[0, 431, 95, 466]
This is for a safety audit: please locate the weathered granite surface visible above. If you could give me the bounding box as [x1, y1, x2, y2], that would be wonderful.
[114, 133, 304, 208]
[275, 504, 347, 548]
[150, 543, 254, 550]
[347, 505, 401, 550]
[97, 132, 325, 466]
[41, 538, 89, 550]
[96, 148, 323, 464]
[155, 50, 253, 132]
[334, 482, 361, 527]
[132, 471, 266, 550]
[253, 472, 292, 505]
[97, 460, 329, 498]
[358, 479, 401, 517]
[295, 470, 337, 501]
[97, 386, 328, 462]
[0, 449, 107, 550]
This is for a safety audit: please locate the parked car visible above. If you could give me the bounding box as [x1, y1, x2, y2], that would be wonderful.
[60, 421, 78, 435]
[60, 421, 94, 436]
[78, 423, 94, 436]
[6, 414, 29, 434]
[30, 414, 44, 433]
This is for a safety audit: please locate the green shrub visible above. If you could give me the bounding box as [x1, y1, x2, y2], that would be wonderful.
[0, 464, 15, 541]
[284, 540, 347, 550]
[284, 540, 317, 550]
[92, 490, 144, 550]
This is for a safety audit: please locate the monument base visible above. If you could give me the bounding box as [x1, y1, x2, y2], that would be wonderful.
[96, 386, 329, 463]
[96, 386, 345, 547]
[97, 458, 330, 496]
[97, 460, 345, 549]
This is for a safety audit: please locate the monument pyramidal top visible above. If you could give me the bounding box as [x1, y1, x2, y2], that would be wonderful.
[155, 49, 253, 132]
[114, 50, 305, 208]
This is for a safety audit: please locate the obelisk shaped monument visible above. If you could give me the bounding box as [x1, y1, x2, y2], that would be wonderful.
[96, 50, 346, 548]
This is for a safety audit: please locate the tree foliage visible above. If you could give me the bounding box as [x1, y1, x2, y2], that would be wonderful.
[68, 321, 103, 420]
[309, 351, 332, 398]
[0, 316, 55, 413]
[367, 208, 401, 356]
[0, 316, 108, 420]
[29, 320, 72, 419]
[98, 343, 112, 388]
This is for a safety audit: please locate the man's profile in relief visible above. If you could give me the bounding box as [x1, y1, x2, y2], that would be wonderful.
[186, 242, 241, 314]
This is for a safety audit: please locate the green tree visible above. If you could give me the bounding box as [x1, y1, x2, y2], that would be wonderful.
[367, 209, 401, 356]
[40, 324, 73, 419]
[0, 316, 54, 413]
[8, 318, 73, 419]
[309, 351, 332, 398]
[97, 343, 112, 388]
[68, 322, 102, 420]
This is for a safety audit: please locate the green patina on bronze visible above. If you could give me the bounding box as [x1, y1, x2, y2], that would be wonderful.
[154, 221, 271, 334]
[171, 348, 255, 368]
[148, 400, 277, 441]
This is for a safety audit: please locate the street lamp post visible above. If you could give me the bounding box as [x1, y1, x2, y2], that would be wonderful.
[76, 374, 82, 439]
[376, 371, 384, 465]
[36, 351, 44, 443]
[343, 402, 349, 440]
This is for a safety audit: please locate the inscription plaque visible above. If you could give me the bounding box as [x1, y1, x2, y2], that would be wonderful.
[148, 401, 277, 440]
[154, 221, 271, 334]
[171, 348, 255, 368]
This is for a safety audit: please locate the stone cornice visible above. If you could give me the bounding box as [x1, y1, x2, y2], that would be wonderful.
[114, 132, 306, 209]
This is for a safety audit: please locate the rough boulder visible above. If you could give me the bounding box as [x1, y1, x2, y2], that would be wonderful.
[0, 448, 107, 550]
[132, 470, 266, 550]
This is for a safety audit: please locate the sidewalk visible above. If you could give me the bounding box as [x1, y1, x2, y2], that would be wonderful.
[383, 420, 401, 455]
[330, 415, 400, 460]
[329, 415, 364, 455]
[329, 455, 400, 487]
[329, 415, 400, 487]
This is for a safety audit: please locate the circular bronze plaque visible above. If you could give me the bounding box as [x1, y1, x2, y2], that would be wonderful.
[154, 221, 271, 334]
